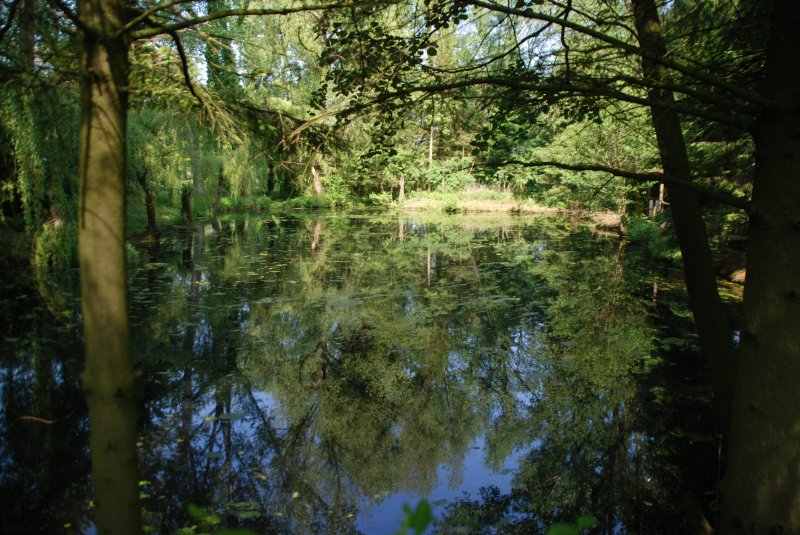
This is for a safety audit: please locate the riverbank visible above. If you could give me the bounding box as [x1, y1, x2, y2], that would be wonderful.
[400, 195, 622, 229]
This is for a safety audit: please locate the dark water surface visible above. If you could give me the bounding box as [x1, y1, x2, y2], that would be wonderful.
[0, 212, 719, 534]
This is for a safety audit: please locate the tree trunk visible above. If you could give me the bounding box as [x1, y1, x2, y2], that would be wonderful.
[18, 0, 35, 65]
[135, 170, 157, 239]
[265, 158, 275, 196]
[212, 167, 225, 212]
[181, 186, 192, 222]
[311, 161, 324, 197]
[76, 0, 142, 532]
[398, 175, 405, 202]
[631, 0, 735, 430]
[187, 121, 203, 199]
[428, 124, 434, 167]
[720, 1, 800, 531]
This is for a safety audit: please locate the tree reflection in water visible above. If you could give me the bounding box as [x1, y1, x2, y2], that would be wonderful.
[0, 213, 717, 533]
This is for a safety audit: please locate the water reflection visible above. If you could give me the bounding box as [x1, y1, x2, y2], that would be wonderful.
[0, 213, 716, 533]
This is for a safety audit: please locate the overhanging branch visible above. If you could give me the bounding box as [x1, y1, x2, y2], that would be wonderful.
[168, 29, 202, 105]
[130, 0, 385, 40]
[466, 0, 772, 110]
[488, 159, 750, 211]
[361, 76, 754, 130]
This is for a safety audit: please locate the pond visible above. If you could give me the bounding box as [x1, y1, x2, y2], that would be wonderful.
[0, 212, 720, 534]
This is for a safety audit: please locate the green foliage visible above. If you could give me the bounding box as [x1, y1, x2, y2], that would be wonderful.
[321, 173, 356, 208]
[395, 500, 434, 535]
[441, 199, 460, 214]
[0, 87, 79, 233]
[31, 222, 77, 273]
[216, 195, 273, 213]
[625, 215, 680, 262]
[367, 191, 393, 206]
[425, 157, 477, 193]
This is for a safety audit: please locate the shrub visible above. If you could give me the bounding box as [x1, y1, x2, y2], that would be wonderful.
[625, 215, 680, 261]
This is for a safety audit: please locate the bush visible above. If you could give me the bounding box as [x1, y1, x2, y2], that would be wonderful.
[625, 215, 680, 261]
[367, 191, 393, 206]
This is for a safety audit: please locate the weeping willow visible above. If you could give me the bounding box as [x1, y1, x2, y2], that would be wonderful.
[0, 84, 80, 312]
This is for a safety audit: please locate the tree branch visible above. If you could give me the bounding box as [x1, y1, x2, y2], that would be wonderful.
[465, 0, 772, 110]
[130, 0, 385, 40]
[0, 0, 21, 45]
[363, 76, 754, 130]
[168, 29, 203, 105]
[118, 0, 198, 36]
[46, 0, 88, 33]
[488, 159, 750, 211]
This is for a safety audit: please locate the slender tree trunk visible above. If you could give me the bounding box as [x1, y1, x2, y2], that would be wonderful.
[311, 161, 324, 197]
[77, 0, 141, 532]
[187, 121, 203, 199]
[720, 1, 800, 531]
[398, 175, 405, 202]
[212, 167, 225, 212]
[135, 170, 157, 239]
[428, 124, 434, 167]
[181, 186, 192, 222]
[265, 158, 275, 196]
[631, 0, 735, 430]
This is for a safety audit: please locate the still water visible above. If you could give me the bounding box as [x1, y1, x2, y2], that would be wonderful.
[0, 212, 718, 533]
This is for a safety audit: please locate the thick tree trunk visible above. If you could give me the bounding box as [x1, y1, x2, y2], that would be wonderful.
[720, 1, 800, 531]
[631, 0, 735, 430]
[77, 0, 142, 532]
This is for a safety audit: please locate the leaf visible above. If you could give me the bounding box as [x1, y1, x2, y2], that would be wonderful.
[395, 500, 434, 535]
[427, 47, 438, 57]
[412, 500, 433, 534]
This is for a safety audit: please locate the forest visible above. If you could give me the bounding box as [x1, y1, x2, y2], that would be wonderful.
[0, 0, 798, 533]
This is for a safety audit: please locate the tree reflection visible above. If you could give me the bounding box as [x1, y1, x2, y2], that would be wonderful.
[0, 279, 90, 533]
[1, 213, 714, 533]
[439, 234, 716, 533]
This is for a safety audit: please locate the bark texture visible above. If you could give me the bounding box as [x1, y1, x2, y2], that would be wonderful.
[77, 0, 141, 531]
[720, 1, 800, 531]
